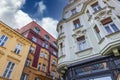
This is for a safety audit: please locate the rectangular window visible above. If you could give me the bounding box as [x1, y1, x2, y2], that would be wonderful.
[40, 52, 43, 58]
[26, 59, 31, 67]
[42, 64, 46, 72]
[71, 8, 76, 15]
[94, 26, 101, 40]
[42, 43, 45, 47]
[21, 73, 28, 80]
[44, 53, 47, 59]
[34, 77, 40, 80]
[73, 19, 81, 29]
[101, 17, 119, 34]
[77, 36, 87, 50]
[51, 71, 56, 79]
[0, 34, 8, 46]
[53, 51, 57, 56]
[14, 43, 22, 54]
[91, 2, 102, 12]
[45, 43, 49, 49]
[2, 61, 15, 78]
[52, 60, 56, 65]
[32, 36, 37, 42]
[38, 64, 41, 71]
[29, 46, 35, 53]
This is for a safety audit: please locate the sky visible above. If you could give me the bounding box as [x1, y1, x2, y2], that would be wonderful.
[0, 0, 67, 38]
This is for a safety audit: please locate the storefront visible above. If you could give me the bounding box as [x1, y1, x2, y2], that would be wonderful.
[62, 55, 120, 80]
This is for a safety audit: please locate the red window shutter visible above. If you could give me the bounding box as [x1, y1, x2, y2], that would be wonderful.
[77, 36, 85, 41]
[101, 17, 112, 25]
[73, 19, 80, 25]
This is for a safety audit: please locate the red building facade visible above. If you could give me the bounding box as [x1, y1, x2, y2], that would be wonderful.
[18, 21, 59, 80]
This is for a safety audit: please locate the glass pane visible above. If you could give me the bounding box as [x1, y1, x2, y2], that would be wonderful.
[110, 23, 119, 32]
[105, 26, 112, 34]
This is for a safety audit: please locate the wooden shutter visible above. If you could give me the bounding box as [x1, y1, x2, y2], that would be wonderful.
[101, 17, 112, 25]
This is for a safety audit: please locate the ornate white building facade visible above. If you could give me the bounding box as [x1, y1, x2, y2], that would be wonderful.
[57, 0, 120, 80]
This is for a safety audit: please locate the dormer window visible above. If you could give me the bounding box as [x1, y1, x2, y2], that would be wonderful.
[73, 19, 82, 29]
[34, 27, 40, 34]
[44, 35, 50, 41]
[91, 2, 102, 12]
[71, 8, 76, 15]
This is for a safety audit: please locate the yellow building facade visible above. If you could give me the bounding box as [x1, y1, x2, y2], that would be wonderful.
[0, 21, 35, 80]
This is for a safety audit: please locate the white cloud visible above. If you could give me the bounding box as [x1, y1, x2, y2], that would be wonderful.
[39, 17, 58, 38]
[36, 1, 46, 14]
[0, 0, 58, 38]
[0, 0, 32, 28]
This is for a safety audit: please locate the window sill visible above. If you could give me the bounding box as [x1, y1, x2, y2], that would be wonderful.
[73, 25, 83, 31]
[58, 54, 66, 60]
[98, 37, 105, 44]
[75, 47, 93, 54]
[105, 30, 120, 38]
[11, 51, 22, 57]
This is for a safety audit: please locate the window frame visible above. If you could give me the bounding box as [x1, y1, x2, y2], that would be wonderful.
[14, 43, 22, 54]
[0, 34, 8, 46]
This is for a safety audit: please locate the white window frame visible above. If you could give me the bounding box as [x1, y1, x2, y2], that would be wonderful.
[21, 73, 28, 80]
[14, 43, 22, 54]
[92, 4, 101, 12]
[42, 65, 46, 72]
[2, 61, 15, 78]
[40, 52, 44, 57]
[26, 59, 31, 67]
[78, 39, 87, 51]
[0, 34, 8, 46]
[38, 64, 41, 71]
[104, 22, 119, 34]
[29, 46, 34, 53]
[53, 51, 57, 56]
[32, 36, 37, 42]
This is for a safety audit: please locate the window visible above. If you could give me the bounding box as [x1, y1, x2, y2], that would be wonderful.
[26, 59, 31, 67]
[34, 77, 40, 80]
[0, 34, 8, 46]
[45, 43, 49, 49]
[32, 36, 37, 42]
[14, 43, 22, 54]
[21, 73, 28, 80]
[52, 60, 56, 65]
[94, 26, 101, 40]
[42, 64, 46, 72]
[71, 8, 76, 15]
[29, 46, 35, 53]
[38, 64, 41, 71]
[42, 43, 45, 47]
[34, 27, 40, 34]
[91, 2, 102, 12]
[53, 51, 57, 56]
[77, 36, 87, 50]
[44, 53, 47, 59]
[51, 71, 56, 79]
[44, 35, 50, 41]
[52, 42, 57, 48]
[73, 19, 81, 29]
[40, 52, 44, 58]
[101, 17, 119, 34]
[59, 26, 63, 33]
[60, 43, 63, 55]
[2, 61, 15, 78]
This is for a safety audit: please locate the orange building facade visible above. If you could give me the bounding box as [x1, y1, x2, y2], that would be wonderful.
[18, 21, 59, 80]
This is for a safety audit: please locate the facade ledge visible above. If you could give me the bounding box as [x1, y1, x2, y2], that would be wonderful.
[7, 51, 22, 62]
[57, 32, 65, 40]
[105, 30, 120, 38]
[0, 77, 11, 80]
[98, 37, 105, 44]
[0, 46, 6, 55]
[58, 54, 66, 60]
[75, 47, 93, 54]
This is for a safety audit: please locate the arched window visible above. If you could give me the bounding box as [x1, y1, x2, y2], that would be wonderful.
[34, 27, 40, 34]
[44, 35, 50, 41]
